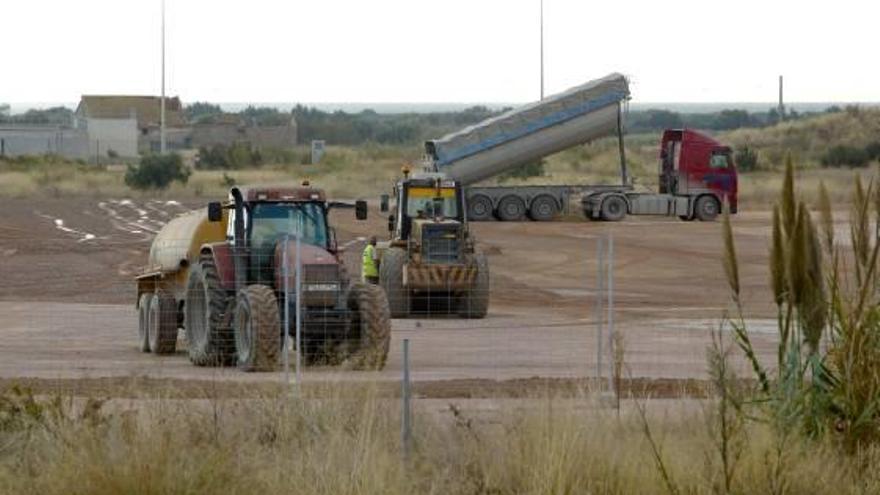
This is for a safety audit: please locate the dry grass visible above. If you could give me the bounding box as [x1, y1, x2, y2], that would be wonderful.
[0, 145, 416, 200]
[1, 383, 878, 494]
[0, 129, 875, 210]
[722, 107, 880, 167]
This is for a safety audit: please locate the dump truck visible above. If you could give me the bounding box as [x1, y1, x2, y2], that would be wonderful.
[424, 73, 738, 222]
[135, 184, 391, 371]
[376, 170, 489, 319]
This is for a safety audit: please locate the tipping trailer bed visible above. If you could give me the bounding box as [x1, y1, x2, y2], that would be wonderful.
[424, 73, 632, 221]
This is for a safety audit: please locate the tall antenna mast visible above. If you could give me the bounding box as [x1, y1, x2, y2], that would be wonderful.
[539, 0, 544, 100]
[160, 0, 167, 154]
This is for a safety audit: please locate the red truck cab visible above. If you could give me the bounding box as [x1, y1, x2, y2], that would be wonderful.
[659, 129, 738, 214]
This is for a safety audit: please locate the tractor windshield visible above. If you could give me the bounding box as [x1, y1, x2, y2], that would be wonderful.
[250, 202, 328, 251]
[406, 187, 458, 218]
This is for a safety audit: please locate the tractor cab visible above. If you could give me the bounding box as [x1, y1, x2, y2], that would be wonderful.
[384, 172, 466, 240]
[658, 129, 738, 212]
[207, 185, 367, 285]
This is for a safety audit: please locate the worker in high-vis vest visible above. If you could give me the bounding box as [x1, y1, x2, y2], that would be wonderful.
[362, 236, 379, 284]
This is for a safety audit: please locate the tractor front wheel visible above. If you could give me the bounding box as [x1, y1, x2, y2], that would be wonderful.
[346, 282, 392, 370]
[234, 284, 281, 372]
[380, 248, 410, 318]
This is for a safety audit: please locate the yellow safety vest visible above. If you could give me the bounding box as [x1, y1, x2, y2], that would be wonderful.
[362, 244, 378, 278]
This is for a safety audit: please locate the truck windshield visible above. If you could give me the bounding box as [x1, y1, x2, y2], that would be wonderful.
[250, 203, 328, 251]
[407, 187, 458, 218]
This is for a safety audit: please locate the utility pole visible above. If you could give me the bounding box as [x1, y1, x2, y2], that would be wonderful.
[160, 0, 167, 154]
[777, 75, 785, 122]
[539, 0, 545, 100]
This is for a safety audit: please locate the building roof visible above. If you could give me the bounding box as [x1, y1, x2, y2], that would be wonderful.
[76, 95, 186, 128]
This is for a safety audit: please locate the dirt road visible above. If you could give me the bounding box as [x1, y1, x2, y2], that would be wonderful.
[0, 197, 780, 385]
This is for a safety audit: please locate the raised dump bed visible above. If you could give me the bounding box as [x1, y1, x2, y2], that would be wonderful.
[425, 73, 630, 186]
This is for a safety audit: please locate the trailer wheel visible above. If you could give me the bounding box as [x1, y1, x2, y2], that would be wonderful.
[148, 290, 178, 355]
[695, 196, 720, 222]
[184, 256, 234, 366]
[528, 195, 558, 221]
[379, 248, 410, 317]
[457, 254, 490, 318]
[137, 293, 152, 353]
[496, 195, 526, 221]
[345, 282, 392, 370]
[600, 195, 627, 222]
[234, 284, 281, 372]
[468, 194, 494, 221]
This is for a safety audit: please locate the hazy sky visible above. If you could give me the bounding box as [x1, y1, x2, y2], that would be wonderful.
[2, 0, 877, 105]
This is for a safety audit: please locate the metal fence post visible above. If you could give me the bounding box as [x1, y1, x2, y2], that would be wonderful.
[596, 236, 605, 385]
[283, 235, 291, 389]
[295, 228, 303, 393]
[607, 233, 615, 392]
[402, 338, 412, 460]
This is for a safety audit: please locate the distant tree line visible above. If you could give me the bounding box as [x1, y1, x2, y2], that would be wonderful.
[0, 106, 74, 125]
[625, 106, 844, 133]
[0, 101, 853, 148]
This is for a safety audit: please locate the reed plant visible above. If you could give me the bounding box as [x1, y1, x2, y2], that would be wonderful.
[723, 155, 880, 452]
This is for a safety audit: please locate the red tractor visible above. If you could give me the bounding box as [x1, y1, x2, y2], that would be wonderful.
[136, 184, 391, 371]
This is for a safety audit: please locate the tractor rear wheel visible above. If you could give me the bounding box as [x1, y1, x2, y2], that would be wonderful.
[379, 247, 410, 318]
[137, 293, 152, 353]
[184, 256, 234, 366]
[148, 290, 178, 355]
[234, 284, 281, 372]
[346, 282, 392, 370]
[457, 254, 489, 318]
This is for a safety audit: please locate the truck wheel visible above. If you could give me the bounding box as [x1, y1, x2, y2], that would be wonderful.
[695, 196, 720, 222]
[137, 293, 152, 353]
[496, 195, 526, 221]
[346, 282, 392, 370]
[600, 195, 627, 222]
[468, 194, 494, 221]
[234, 284, 281, 372]
[148, 290, 178, 355]
[528, 195, 558, 221]
[184, 256, 234, 366]
[457, 254, 489, 318]
[379, 247, 409, 318]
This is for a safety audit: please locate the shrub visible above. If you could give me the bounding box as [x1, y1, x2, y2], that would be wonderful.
[734, 145, 759, 172]
[865, 141, 880, 161]
[498, 159, 545, 181]
[821, 145, 870, 168]
[124, 153, 190, 190]
[196, 143, 263, 169]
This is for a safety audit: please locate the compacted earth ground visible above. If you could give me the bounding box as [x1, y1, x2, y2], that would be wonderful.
[0, 197, 784, 396]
